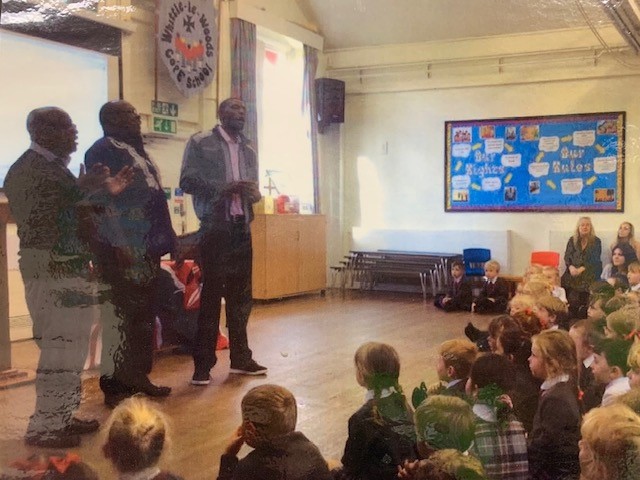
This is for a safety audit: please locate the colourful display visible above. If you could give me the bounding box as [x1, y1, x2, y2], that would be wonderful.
[445, 112, 625, 212]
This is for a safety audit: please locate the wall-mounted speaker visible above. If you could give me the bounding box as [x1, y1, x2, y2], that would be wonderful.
[315, 78, 345, 131]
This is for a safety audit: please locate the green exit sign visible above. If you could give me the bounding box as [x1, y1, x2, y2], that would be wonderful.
[153, 117, 177, 134]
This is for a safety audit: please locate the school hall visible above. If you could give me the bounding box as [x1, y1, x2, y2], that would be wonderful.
[2, 0, 640, 478]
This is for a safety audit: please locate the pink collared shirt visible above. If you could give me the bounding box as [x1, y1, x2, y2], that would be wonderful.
[218, 126, 243, 216]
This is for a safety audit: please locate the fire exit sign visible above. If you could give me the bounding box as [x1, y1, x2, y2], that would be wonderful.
[152, 117, 177, 134]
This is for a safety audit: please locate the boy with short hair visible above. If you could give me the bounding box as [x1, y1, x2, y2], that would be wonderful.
[472, 260, 509, 314]
[434, 261, 473, 312]
[218, 384, 332, 480]
[436, 339, 478, 396]
[591, 337, 633, 407]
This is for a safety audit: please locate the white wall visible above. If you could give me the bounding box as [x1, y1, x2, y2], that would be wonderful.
[337, 74, 640, 275]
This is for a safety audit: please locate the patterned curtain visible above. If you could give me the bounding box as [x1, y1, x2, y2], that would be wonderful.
[304, 45, 320, 213]
[230, 18, 258, 151]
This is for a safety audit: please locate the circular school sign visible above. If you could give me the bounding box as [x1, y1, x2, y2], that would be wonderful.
[158, 0, 217, 97]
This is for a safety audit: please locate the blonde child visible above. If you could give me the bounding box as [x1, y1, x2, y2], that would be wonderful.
[102, 397, 183, 480]
[527, 330, 581, 479]
[534, 295, 568, 330]
[414, 395, 475, 456]
[508, 294, 535, 316]
[542, 266, 568, 303]
[340, 342, 417, 480]
[605, 305, 640, 339]
[436, 339, 478, 395]
[579, 403, 640, 480]
[472, 260, 509, 314]
[628, 261, 640, 296]
[401, 449, 487, 480]
[219, 384, 331, 480]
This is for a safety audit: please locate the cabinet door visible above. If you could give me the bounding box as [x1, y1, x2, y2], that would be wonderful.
[297, 216, 327, 293]
[263, 216, 300, 297]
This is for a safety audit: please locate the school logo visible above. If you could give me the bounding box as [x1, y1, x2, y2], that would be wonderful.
[158, 0, 217, 97]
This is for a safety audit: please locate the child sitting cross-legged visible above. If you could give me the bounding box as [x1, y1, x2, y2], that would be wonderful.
[337, 342, 417, 480]
[102, 397, 184, 480]
[434, 260, 473, 312]
[472, 260, 510, 315]
[219, 384, 331, 480]
[466, 354, 529, 480]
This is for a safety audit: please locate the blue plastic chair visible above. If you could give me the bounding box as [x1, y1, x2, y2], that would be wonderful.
[463, 248, 491, 277]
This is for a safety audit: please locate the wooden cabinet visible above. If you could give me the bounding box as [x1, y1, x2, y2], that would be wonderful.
[251, 214, 326, 299]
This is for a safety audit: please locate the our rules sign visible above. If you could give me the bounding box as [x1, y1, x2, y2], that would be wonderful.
[158, 0, 217, 97]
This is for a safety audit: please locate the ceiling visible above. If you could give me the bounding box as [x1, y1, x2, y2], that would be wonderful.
[297, 0, 614, 50]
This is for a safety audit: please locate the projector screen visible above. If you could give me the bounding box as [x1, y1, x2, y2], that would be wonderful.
[0, 30, 110, 185]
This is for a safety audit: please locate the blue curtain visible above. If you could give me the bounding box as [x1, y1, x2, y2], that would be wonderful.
[230, 18, 258, 152]
[304, 44, 320, 213]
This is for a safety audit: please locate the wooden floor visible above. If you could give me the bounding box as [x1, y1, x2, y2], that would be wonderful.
[0, 290, 492, 479]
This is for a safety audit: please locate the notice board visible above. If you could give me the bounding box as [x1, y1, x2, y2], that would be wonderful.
[444, 112, 625, 212]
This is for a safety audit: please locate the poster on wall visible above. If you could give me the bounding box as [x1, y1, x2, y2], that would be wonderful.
[157, 0, 217, 97]
[444, 112, 625, 212]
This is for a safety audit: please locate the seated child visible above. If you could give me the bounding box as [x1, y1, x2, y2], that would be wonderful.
[467, 354, 529, 480]
[627, 261, 640, 296]
[534, 295, 569, 330]
[103, 397, 183, 480]
[496, 327, 540, 434]
[339, 342, 417, 480]
[219, 384, 331, 480]
[521, 280, 552, 301]
[413, 395, 476, 456]
[591, 337, 632, 406]
[472, 260, 509, 314]
[542, 266, 568, 303]
[436, 339, 478, 396]
[528, 330, 581, 479]
[605, 305, 640, 339]
[568, 319, 604, 412]
[579, 403, 640, 480]
[465, 315, 519, 353]
[434, 261, 473, 312]
[627, 341, 640, 389]
[508, 294, 535, 316]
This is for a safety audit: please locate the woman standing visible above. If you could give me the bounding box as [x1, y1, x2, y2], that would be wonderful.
[561, 217, 602, 318]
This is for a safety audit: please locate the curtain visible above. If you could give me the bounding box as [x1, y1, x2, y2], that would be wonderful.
[230, 18, 258, 151]
[304, 44, 320, 213]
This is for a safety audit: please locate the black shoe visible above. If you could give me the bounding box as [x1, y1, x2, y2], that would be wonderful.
[133, 383, 172, 397]
[464, 322, 481, 342]
[229, 360, 268, 376]
[191, 369, 211, 386]
[67, 417, 100, 435]
[25, 432, 80, 448]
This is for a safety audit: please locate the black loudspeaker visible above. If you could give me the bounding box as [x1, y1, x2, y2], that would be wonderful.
[315, 78, 345, 129]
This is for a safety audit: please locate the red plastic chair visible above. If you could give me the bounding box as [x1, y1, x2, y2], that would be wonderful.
[530, 251, 560, 268]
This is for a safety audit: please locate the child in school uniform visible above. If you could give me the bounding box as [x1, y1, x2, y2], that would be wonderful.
[338, 342, 417, 480]
[542, 266, 568, 304]
[467, 354, 529, 480]
[568, 319, 604, 413]
[436, 339, 478, 397]
[591, 337, 632, 407]
[434, 261, 473, 312]
[627, 341, 640, 389]
[534, 295, 569, 331]
[218, 384, 332, 480]
[472, 260, 510, 315]
[103, 397, 184, 480]
[527, 329, 582, 479]
[627, 261, 640, 297]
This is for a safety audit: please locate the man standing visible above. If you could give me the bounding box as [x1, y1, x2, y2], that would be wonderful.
[180, 97, 266, 384]
[85, 100, 175, 406]
[4, 107, 131, 447]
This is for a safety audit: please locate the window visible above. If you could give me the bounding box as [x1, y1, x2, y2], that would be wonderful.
[256, 27, 314, 213]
